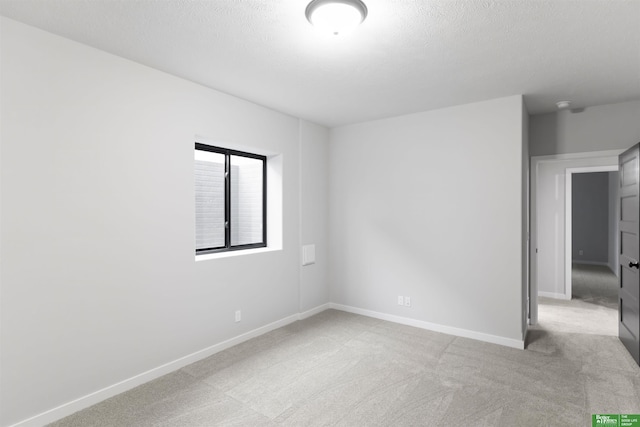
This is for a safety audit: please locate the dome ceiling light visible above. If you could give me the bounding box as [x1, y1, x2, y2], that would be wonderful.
[305, 0, 368, 35]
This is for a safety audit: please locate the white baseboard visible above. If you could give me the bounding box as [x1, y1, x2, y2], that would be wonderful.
[9, 305, 331, 427]
[329, 303, 524, 350]
[299, 303, 331, 320]
[11, 301, 525, 426]
[538, 291, 571, 300]
[572, 260, 608, 266]
[608, 263, 619, 277]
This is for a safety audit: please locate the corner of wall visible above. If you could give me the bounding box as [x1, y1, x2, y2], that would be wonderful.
[0, 15, 4, 427]
[522, 98, 531, 338]
[298, 120, 331, 312]
[328, 96, 528, 343]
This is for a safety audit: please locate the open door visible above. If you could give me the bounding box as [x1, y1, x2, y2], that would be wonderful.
[618, 144, 640, 366]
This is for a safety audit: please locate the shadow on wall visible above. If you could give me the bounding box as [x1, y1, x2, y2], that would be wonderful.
[530, 109, 586, 155]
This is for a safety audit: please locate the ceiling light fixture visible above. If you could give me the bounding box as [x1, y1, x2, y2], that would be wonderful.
[556, 101, 572, 110]
[305, 0, 368, 35]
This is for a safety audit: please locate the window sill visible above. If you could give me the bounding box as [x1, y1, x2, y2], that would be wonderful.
[195, 246, 280, 262]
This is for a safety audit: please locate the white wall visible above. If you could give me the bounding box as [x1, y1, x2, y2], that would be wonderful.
[530, 101, 640, 157]
[0, 18, 329, 426]
[329, 95, 526, 344]
[522, 105, 530, 337]
[299, 121, 330, 312]
[608, 171, 620, 276]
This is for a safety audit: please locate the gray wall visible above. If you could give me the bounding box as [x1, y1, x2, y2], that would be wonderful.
[521, 103, 530, 335]
[608, 171, 620, 275]
[530, 100, 640, 157]
[572, 172, 609, 264]
[329, 95, 526, 345]
[1, 18, 330, 426]
[300, 121, 330, 312]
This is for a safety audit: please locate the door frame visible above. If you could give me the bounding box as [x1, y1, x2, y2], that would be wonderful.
[564, 166, 619, 301]
[530, 150, 623, 325]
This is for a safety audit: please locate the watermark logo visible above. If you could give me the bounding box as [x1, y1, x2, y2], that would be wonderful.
[594, 415, 619, 426]
[593, 414, 640, 427]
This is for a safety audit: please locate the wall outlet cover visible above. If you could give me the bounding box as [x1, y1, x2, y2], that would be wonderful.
[302, 244, 316, 266]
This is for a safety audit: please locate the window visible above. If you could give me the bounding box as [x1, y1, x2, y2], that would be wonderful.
[195, 143, 266, 254]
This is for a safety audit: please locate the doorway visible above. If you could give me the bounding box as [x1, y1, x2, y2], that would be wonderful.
[565, 168, 619, 300]
[530, 150, 623, 325]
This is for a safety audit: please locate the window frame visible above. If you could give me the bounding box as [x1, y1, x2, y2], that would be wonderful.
[195, 143, 267, 255]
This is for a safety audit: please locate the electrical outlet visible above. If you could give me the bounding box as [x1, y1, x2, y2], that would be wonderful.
[397, 296, 404, 305]
[235, 310, 241, 322]
[404, 296, 411, 307]
[579, 250, 584, 256]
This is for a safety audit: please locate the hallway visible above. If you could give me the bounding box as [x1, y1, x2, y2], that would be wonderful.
[536, 264, 618, 336]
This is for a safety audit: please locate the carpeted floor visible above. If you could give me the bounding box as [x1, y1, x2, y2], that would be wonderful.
[535, 263, 619, 337]
[51, 265, 639, 426]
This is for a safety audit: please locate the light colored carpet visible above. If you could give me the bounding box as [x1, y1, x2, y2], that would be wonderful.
[50, 268, 639, 426]
[535, 263, 618, 336]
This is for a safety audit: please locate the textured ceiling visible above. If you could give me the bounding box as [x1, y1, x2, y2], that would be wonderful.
[1, 0, 639, 127]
